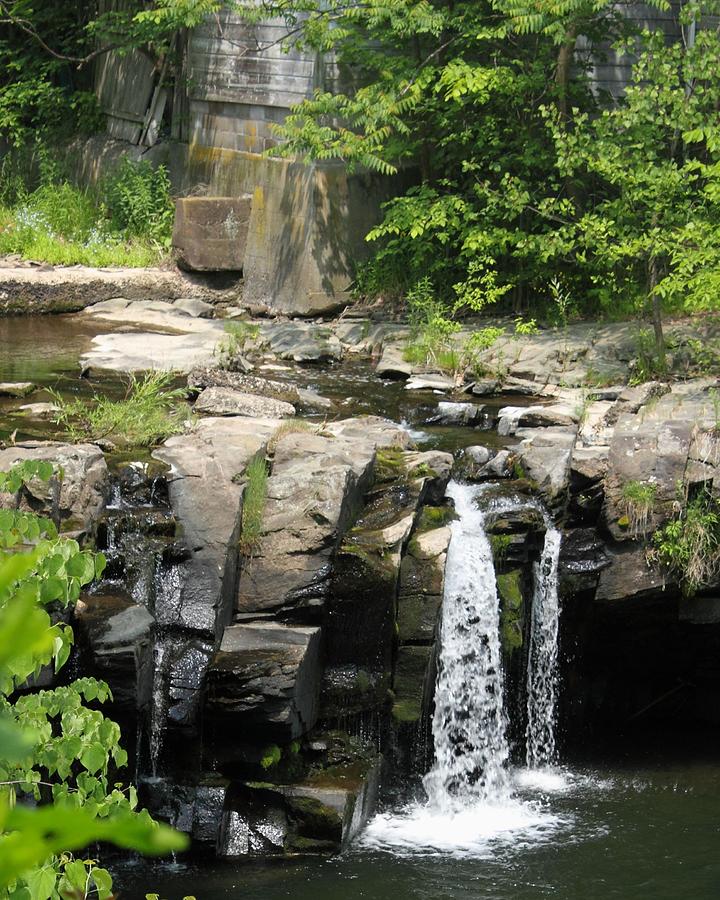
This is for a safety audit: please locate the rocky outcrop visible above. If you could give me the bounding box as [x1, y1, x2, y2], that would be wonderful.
[0, 264, 236, 315]
[236, 418, 411, 617]
[154, 416, 280, 635]
[206, 623, 322, 741]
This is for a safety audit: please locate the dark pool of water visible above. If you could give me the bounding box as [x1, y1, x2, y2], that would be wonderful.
[117, 756, 720, 900]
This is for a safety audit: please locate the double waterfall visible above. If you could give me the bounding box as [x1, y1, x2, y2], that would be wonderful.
[425, 481, 562, 810]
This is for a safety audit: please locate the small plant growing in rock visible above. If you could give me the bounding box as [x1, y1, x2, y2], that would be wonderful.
[619, 480, 657, 538]
[215, 320, 261, 369]
[650, 488, 720, 596]
[514, 317, 540, 336]
[630, 328, 668, 384]
[266, 419, 322, 455]
[238, 454, 269, 557]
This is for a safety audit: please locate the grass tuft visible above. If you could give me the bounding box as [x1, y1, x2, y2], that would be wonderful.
[620, 480, 657, 538]
[49, 371, 188, 447]
[239, 454, 269, 557]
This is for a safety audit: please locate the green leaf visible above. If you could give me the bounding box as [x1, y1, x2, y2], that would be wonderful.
[80, 742, 106, 774]
[25, 866, 56, 900]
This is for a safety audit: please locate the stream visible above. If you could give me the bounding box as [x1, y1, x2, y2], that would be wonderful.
[3, 312, 720, 899]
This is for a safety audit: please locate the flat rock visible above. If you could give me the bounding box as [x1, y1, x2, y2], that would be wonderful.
[18, 402, 60, 419]
[82, 329, 224, 374]
[405, 374, 456, 392]
[206, 622, 322, 740]
[0, 381, 35, 397]
[375, 345, 413, 379]
[194, 387, 295, 419]
[517, 403, 579, 428]
[173, 297, 214, 318]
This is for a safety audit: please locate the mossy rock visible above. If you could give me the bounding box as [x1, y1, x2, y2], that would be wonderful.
[392, 646, 433, 725]
[374, 447, 408, 483]
[285, 795, 343, 841]
[497, 570, 524, 654]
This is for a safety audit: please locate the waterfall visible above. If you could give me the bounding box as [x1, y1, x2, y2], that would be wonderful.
[525, 526, 562, 768]
[362, 481, 565, 854]
[423, 481, 510, 809]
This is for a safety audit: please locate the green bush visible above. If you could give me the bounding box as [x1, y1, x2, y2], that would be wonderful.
[0, 150, 174, 266]
[651, 488, 720, 596]
[102, 157, 175, 247]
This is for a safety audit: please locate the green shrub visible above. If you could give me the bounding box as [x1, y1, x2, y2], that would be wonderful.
[0, 462, 186, 894]
[49, 372, 188, 447]
[0, 151, 174, 266]
[101, 157, 175, 247]
[651, 488, 720, 596]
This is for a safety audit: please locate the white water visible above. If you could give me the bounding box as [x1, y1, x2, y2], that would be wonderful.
[525, 527, 562, 768]
[423, 481, 510, 808]
[362, 482, 565, 856]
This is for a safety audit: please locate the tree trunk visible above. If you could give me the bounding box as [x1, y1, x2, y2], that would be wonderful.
[555, 26, 578, 120]
[648, 253, 666, 358]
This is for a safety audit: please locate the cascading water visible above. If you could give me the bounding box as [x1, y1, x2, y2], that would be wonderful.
[525, 527, 562, 769]
[423, 481, 510, 809]
[362, 481, 563, 855]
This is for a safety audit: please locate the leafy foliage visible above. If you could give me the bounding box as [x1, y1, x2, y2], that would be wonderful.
[0, 150, 175, 267]
[0, 462, 187, 896]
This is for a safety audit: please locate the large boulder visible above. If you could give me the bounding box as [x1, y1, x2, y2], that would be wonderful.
[515, 426, 577, 505]
[75, 590, 154, 709]
[595, 542, 669, 601]
[603, 416, 694, 541]
[206, 623, 322, 741]
[0, 442, 108, 537]
[153, 416, 280, 635]
[236, 417, 410, 616]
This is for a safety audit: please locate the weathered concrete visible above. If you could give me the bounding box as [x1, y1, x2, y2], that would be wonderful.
[173, 196, 251, 271]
